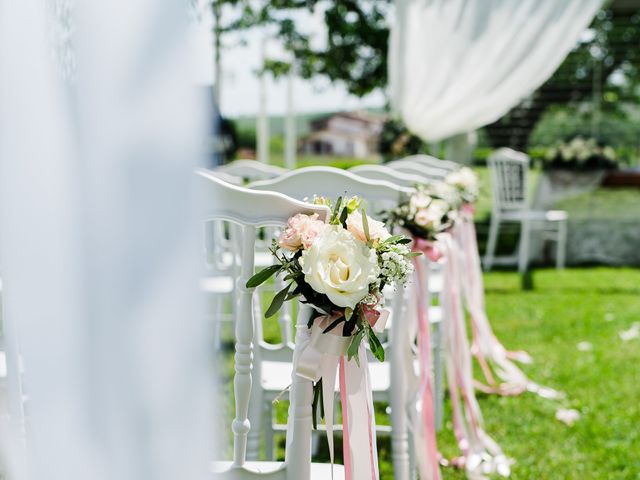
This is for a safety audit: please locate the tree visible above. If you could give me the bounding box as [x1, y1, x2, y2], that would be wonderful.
[222, 1, 640, 150]
[230, 0, 391, 96]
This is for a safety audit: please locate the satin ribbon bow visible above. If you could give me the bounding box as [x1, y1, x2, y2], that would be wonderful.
[294, 313, 382, 480]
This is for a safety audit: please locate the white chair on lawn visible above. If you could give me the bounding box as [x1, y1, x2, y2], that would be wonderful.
[386, 159, 449, 182]
[399, 154, 459, 173]
[484, 148, 568, 273]
[249, 166, 417, 480]
[217, 159, 287, 183]
[205, 165, 291, 350]
[349, 164, 448, 429]
[197, 169, 344, 480]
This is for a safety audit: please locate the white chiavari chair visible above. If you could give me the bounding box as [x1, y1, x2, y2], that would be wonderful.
[386, 159, 449, 182]
[249, 166, 416, 480]
[198, 169, 344, 480]
[485, 148, 568, 273]
[349, 164, 448, 430]
[207, 163, 291, 350]
[400, 154, 460, 173]
[217, 160, 287, 183]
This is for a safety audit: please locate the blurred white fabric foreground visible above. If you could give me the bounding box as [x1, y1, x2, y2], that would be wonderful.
[0, 1, 212, 480]
[389, 0, 604, 143]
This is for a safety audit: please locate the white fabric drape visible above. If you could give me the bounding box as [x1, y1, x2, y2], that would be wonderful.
[0, 1, 211, 479]
[390, 0, 604, 142]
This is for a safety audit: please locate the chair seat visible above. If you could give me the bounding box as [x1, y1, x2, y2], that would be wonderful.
[200, 276, 234, 294]
[211, 460, 345, 479]
[261, 359, 390, 394]
[500, 209, 568, 222]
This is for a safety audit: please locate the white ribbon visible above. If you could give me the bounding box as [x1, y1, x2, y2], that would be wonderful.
[294, 315, 380, 480]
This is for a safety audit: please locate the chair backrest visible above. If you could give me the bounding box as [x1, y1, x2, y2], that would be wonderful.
[349, 164, 435, 189]
[216, 159, 287, 182]
[386, 159, 449, 181]
[249, 166, 415, 360]
[249, 166, 414, 211]
[487, 148, 530, 212]
[400, 154, 460, 172]
[197, 169, 330, 475]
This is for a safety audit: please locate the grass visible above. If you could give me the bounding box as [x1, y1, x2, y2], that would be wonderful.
[218, 267, 640, 479]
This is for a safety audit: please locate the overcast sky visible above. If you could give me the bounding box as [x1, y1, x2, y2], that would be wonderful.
[188, 4, 386, 118]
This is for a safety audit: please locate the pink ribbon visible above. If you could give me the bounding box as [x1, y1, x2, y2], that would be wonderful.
[456, 208, 561, 399]
[411, 238, 442, 480]
[441, 233, 511, 478]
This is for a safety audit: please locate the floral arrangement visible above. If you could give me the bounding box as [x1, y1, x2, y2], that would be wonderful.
[445, 166, 480, 205]
[544, 137, 618, 170]
[246, 196, 417, 363]
[382, 185, 456, 241]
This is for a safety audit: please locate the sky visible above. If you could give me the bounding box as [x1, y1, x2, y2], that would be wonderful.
[187, 3, 386, 118]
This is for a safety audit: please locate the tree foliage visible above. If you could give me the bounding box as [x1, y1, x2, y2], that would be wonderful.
[217, 1, 640, 149]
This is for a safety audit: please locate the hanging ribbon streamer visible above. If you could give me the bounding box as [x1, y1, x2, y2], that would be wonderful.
[411, 239, 443, 480]
[456, 205, 561, 399]
[294, 315, 380, 480]
[441, 233, 512, 479]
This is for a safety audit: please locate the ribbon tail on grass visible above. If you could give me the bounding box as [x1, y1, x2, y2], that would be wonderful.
[457, 211, 561, 399]
[410, 247, 442, 480]
[442, 233, 512, 478]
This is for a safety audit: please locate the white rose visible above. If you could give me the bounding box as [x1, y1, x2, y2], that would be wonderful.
[346, 210, 391, 243]
[414, 199, 450, 230]
[431, 182, 459, 205]
[300, 226, 380, 308]
[409, 192, 432, 215]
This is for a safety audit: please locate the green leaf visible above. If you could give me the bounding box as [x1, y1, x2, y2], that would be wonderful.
[407, 251, 422, 258]
[381, 235, 405, 245]
[367, 328, 385, 362]
[312, 381, 321, 430]
[361, 207, 371, 242]
[339, 203, 349, 227]
[330, 196, 343, 224]
[397, 237, 412, 244]
[347, 330, 365, 366]
[246, 264, 281, 288]
[322, 315, 345, 334]
[265, 283, 292, 318]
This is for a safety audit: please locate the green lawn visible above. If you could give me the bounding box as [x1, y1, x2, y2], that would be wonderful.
[218, 268, 640, 478]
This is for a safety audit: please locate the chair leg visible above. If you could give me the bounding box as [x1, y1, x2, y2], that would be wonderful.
[483, 216, 500, 271]
[247, 292, 264, 460]
[518, 219, 531, 274]
[390, 288, 411, 480]
[556, 220, 567, 269]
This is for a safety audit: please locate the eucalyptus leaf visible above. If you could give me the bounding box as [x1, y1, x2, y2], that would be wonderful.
[347, 330, 365, 366]
[367, 328, 385, 362]
[331, 196, 343, 224]
[246, 264, 281, 288]
[322, 316, 345, 334]
[339, 204, 349, 227]
[265, 283, 291, 318]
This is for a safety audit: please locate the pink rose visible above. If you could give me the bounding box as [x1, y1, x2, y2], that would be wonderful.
[278, 213, 326, 251]
[346, 210, 391, 243]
